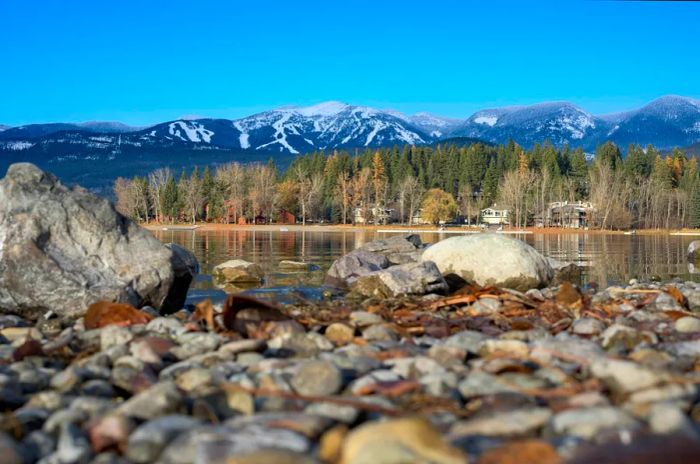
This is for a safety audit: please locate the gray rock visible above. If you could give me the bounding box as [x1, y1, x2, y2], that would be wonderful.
[648, 402, 696, 435]
[126, 415, 201, 463]
[162, 243, 199, 312]
[572, 318, 604, 336]
[0, 163, 184, 319]
[325, 250, 390, 287]
[348, 311, 383, 328]
[450, 408, 552, 437]
[550, 406, 639, 439]
[444, 330, 490, 355]
[589, 358, 666, 395]
[290, 360, 343, 396]
[421, 234, 554, 291]
[359, 234, 424, 265]
[547, 258, 583, 285]
[55, 423, 92, 464]
[117, 381, 183, 419]
[352, 261, 448, 297]
[675, 316, 700, 333]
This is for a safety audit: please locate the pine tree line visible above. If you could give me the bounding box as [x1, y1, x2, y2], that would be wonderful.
[113, 140, 700, 230]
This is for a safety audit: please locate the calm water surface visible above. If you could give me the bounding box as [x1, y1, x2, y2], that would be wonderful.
[152, 229, 700, 294]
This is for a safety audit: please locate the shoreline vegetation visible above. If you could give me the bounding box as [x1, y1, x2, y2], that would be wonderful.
[115, 140, 700, 232]
[144, 222, 700, 236]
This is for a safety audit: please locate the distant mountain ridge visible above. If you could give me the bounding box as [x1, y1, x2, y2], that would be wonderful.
[3, 96, 700, 154]
[3, 96, 700, 192]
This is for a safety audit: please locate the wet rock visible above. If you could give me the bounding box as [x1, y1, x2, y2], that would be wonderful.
[162, 243, 199, 312]
[550, 406, 639, 439]
[458, 372, 519, 399]
[599, 324, 653, 351]
[212, 259, 263, 285]
[325, 250, 390, 287]
[99, 326, 133, 350]
[0, 163, 180, 319]
[125, 415, 201, 463]
[422, 234, 553, 291]
[340, 417, 467, 464]
[291, 360, 343, 397]
[352, 261, 448, 298]
[548, 258, 583, 285]
[279, 260, 317, 271]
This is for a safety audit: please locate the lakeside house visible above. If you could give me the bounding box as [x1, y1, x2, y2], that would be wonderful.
[536, 201, 593, 229]
[480, 206, 510, 225]
[353, 206, 394, 225]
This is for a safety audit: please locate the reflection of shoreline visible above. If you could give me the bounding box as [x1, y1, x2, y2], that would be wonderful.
[144, 223, 700, 236]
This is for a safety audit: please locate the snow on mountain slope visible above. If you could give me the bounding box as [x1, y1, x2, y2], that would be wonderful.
[453, 103, 608, 148]
[231, 102, 431, 153]
[0, 125, 9, 132]
[605, 96, 700, 148]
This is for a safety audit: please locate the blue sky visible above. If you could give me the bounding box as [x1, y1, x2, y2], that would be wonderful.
[1, 0, 699, 126]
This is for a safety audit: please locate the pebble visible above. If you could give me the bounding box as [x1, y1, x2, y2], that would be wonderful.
[674, 316, 700, 333]
[291, 360, 343, 396]
[572, 317, 604, 335]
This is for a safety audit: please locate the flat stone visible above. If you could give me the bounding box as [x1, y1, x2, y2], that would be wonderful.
[352, 261, 448, 298]
[572, 317, 604, 336]
[589, 358, 666, 395]
[450, 408, 552, 437]
[479, 339, 529, 357]
[348, 311, 383, 328]
[117, 381, 183, 420]
[290, 360, 343, 397]
[550, 406, 639, 439]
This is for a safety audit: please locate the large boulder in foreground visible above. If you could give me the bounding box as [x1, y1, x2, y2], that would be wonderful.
[421, 234, 553, 291]
[0, 163, 195, 320]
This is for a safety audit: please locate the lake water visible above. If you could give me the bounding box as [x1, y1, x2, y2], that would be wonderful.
[152, 229, 700, 296]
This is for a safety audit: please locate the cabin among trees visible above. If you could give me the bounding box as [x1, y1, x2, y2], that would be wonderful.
[480, 207, 510, 225]
[536, 201, 593, 229]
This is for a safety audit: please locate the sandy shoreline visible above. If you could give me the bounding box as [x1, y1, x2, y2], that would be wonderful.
[143, 222, 700, 236]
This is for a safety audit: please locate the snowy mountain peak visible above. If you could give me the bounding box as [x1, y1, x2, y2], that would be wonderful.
[287, 101, 350, 117]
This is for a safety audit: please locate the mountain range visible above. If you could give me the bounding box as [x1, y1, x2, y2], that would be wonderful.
[2, 95, 700, 191]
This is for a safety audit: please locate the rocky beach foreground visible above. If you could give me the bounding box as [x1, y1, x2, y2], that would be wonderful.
[3, 164, 700, 463]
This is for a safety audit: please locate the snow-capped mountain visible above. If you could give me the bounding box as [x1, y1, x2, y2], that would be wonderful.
[230, 102, 430, 154]
[3, 96, 700, 167]
[452, 102, 609, 148]
[405, 113, 463, 138]
[0, 125, 9, 132]
[604, 96, 700, 149]
[0, 121, 142, 140]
